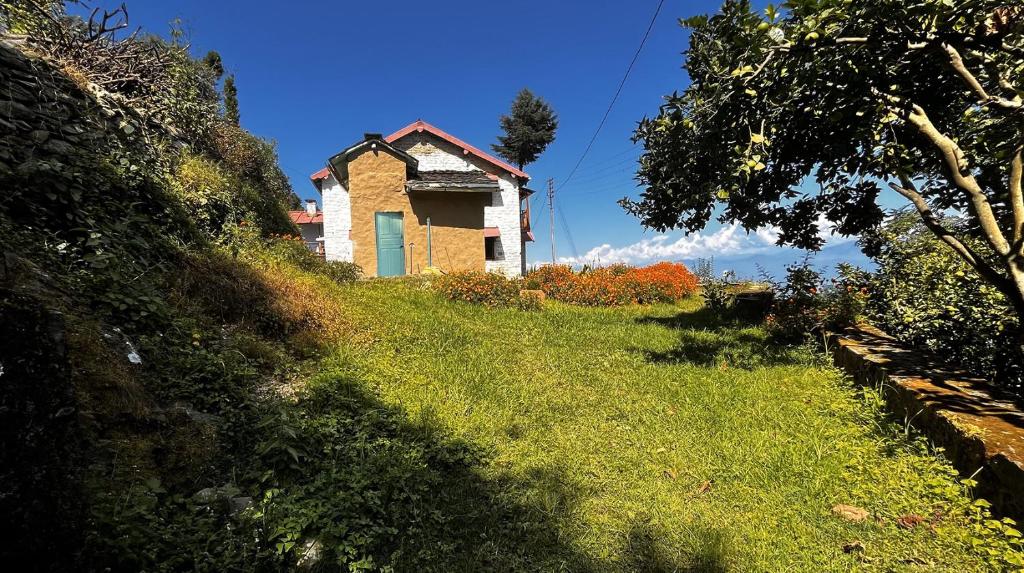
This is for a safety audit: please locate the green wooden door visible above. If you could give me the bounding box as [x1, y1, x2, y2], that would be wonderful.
[375, 212, 405, 277]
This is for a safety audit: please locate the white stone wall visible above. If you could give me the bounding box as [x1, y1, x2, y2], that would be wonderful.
[320, 173, 354, 262]
[393, 133, 476, 172]
[484, 174, 524, 276]
[297, 222, 322, 252]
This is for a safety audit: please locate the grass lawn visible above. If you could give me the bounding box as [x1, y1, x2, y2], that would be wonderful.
[292, 279, 1001, 571]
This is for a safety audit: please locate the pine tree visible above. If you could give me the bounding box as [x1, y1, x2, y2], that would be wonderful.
[492, 88, 558, 170]
[223, 75, 240, 125]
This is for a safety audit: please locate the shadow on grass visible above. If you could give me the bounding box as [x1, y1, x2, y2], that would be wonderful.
[624, 519, 729, 572]
[255, 373, 586, 571]
[256, 371, 736, 571]
[636, 306, 760, 331]
[636, 307, 809, 370]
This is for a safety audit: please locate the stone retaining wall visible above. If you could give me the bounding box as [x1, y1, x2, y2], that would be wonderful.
[829, 325, 1024, 517]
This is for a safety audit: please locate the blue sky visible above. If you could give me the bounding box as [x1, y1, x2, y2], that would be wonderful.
[76, 0, 894, 278]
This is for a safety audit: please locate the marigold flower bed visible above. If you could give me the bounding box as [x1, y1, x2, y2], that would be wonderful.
[525, 262, 699, 306]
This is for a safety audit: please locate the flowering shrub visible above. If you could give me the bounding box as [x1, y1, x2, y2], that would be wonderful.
[523, 265, 576, 300]
[763, 260, 868, 341]
[630, 262, 701, 303]
[524, 262, 699, 306]
[563, 268, 637, 306]
[435, 271, 540, 310]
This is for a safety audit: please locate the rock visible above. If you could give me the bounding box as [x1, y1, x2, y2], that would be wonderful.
[192, 487, 220, 504]
[192, 484, 241, 505]
[832, 504, 869, 522]
[228, 496, 252, 514]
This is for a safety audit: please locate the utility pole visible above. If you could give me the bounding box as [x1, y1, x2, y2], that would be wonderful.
[547, 178, 556, 263]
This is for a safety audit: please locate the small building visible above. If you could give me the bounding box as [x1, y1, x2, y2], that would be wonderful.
[309, 120, 534, 277]
[288, 200, 325, 256]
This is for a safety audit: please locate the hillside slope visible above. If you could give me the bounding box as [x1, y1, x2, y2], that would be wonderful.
[0, 11, 351, 569]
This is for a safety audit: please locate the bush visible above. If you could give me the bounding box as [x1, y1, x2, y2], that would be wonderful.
[524, 262, 699, 306]
[435, 271, 538, 310]
[630, 262, 700, 303]
[562, 267, 637, 306]
[701, 278, 734, 314]
[523, 264, 576, 300]
[862, 213, 1021, 395]
[763, 259, 868, 342]
[259, 234, 362, 284]
[170, 152, 243, 236]
[322, 261, 362, 284]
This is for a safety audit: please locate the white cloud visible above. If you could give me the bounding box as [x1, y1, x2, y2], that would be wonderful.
[557, 224, 775, 266]
[554, 217, 855, 267]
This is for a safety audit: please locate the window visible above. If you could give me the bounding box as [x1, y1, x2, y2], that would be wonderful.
[485, 237, 498, 261]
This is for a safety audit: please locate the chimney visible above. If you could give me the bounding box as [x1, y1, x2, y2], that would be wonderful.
[305, 199, 317, 217]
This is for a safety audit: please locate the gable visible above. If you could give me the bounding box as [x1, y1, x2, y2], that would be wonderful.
[385, 120, 529, 180]
[392, 132, 480, 173]
[326, 134, 418, 187]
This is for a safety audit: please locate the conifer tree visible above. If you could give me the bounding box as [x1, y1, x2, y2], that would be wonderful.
[223, 74, 239, 125]
[492, 88, 558, 170]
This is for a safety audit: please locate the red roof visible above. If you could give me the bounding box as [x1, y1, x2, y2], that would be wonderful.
[385, 120, 530, 180]
[484, 227, 501, 238]
[310, 167, 330, 183]
[289, 210, 323, 225]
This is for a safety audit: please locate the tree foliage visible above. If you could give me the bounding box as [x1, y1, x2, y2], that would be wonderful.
[202, 50, 224, 80]
[492, 88, 558, 170]
[864, 212, 1021, 391]
[627, 0, 1024, 317]
[224, 74, 240, 125]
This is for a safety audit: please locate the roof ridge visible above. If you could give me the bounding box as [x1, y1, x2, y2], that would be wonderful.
[384, 119, 530, 180]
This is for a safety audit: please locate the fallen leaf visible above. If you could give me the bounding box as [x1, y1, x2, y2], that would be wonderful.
[897, 514, 925, 530]
[696, 479, 713, 494]
[832, 504, 869, 522]
[842, 541, 864, 554]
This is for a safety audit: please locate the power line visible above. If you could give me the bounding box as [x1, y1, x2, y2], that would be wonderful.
[561, 154, 641, 186]
[573, 143, 641, 171]
[546, 0, 663, 265]
[555, 200, 580, 260]
[555, 0, 665, 192]
[560, 165, 638, 191]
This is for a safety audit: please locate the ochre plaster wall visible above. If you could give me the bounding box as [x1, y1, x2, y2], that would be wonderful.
[348, 149, 488, 277]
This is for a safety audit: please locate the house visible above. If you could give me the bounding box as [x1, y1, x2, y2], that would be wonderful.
[309, 120, 534, 277]
[289, 199, 325, 256]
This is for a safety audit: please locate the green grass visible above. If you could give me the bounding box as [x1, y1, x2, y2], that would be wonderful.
[291, 279, 1007, 571]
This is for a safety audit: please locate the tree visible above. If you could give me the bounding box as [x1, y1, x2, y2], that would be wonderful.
[223, 74, 239, 125]
[626, 0, 1024, 323]
[492, 88, 558, 170]
[202, 50, 224, 81]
